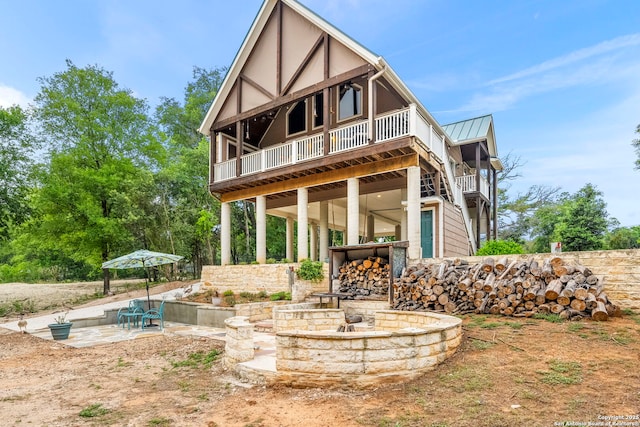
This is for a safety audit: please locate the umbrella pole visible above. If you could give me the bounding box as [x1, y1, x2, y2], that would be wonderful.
[145, 266, 157, 327]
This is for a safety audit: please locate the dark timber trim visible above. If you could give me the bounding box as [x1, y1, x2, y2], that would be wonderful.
[212, 64, 373, 131]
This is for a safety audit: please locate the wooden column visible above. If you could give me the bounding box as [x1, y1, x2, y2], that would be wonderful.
[492, 167, 498, 240]
[256, 195, 266, 264]
[347, 178, 360, 245]
[210, 130, 216, 184]
[475, 143, 482, 250]
[297, 188, 309, 261]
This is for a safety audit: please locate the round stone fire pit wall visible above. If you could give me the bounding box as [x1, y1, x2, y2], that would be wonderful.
[275, 310, 462, 388]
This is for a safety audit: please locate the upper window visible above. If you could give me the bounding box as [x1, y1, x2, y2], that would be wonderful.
[338, 83, 362, 121]
[287, 100, 307, 136]
[313, 93, 324, 129]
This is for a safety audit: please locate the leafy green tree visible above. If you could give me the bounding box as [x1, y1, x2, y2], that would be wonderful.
[604, 226, 640, 249]
[496, 152, 560, 243]
[30, 60, 162, 289]
[555, 184, 610, 251]
[154, 66, 226, 271]
[529, 184, 612, 253]
[633, 123, 640, 170]
[0, 105, 37, 240]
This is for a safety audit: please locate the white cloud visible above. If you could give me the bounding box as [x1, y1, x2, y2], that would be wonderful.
[0, 85, 30, 108]
[511, 90, 640, 226]
[489, 33, 640, 85]
[449, 34, 640, 114]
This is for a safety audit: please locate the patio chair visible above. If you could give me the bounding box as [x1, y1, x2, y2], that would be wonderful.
[117, 299, 144, 329]
[141, 300, 165, 330]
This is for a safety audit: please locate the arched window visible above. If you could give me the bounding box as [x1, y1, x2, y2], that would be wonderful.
[337, 83, 362, 121]
[287, 100, 307, 136]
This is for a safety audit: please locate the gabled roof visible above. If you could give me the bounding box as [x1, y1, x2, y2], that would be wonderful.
[443, 115, 502, 170]
[198, 0, 449, 143]
[442, 115, 492, 143]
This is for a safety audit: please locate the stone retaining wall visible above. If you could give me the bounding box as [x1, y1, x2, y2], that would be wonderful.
[421, 249, 640, 310]
[200, 263, 329, 295]
[224, 316, 254, 368]
[234, 300, 290, 322]
[272, 304, 343, 333]
[274, 310, 462, 388]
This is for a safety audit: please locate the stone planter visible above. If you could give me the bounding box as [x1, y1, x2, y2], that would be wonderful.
[48, 322, 72, 340]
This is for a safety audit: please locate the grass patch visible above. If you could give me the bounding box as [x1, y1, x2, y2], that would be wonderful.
[532, 313, 564, 323]
[479, 322, 502, 329]
[116, 357, 133, 368]
[471, 339, 494, 350]
[567, 323, 585, 332]
[611, 329, 635, 345]
[439, 366, 492, 392]
[503, 321, 524, 330]
[0, 299, 37, 317]
[537, 360, 582, 385]
[148, 417, 172, 426]
[79, 403, 109, 418]
[170, 349, 220, 369]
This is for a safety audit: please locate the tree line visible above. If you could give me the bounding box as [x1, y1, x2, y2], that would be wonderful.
[1, 61, 639, 284]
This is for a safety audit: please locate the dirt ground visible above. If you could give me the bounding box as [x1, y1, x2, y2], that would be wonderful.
[1, 282, 640, 427]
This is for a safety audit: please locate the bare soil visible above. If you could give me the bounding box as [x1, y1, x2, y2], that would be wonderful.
[1, 282, 640, 427]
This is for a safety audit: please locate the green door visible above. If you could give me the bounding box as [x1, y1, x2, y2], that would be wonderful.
[421, 210, 434, 258]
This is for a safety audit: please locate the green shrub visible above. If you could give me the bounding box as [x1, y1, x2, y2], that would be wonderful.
[296, 259, 324, 282]
[270, 291, 291, 301]
[266, 258, 277, 264]
[476, 240, 524, 256]
[279, 258, 293, 263]
[222, 289, 234, 297]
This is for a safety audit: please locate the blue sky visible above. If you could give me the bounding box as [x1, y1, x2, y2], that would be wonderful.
[1, 0, 639, 227]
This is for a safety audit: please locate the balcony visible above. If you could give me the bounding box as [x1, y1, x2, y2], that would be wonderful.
[455, 174, 490, 201]
[213, 106, 450, 183]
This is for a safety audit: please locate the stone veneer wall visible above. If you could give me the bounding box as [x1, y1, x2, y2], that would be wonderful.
[420, 249, 640, 310]
[272, 303, 344, 333]
[274, 311, 462, 388]
[234, 300, 290, 322]
[224, 316, 254, 368]
[340, 300, 390, 324]
[200, 263, 329, 295]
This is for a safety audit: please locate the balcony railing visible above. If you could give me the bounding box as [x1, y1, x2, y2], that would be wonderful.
[212, 104, 478, 252]
[455, 175, 490, 200]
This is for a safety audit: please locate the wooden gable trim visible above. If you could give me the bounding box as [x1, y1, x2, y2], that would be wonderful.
[281, 33, 325, 96]
[220, 153, 418, 202]
[276, 0, 283, 96]
[212, 64, 373, 131]
[239, 73, 275, 101]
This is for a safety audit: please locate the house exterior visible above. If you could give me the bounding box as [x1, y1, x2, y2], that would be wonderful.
[198, 0, 502, 264]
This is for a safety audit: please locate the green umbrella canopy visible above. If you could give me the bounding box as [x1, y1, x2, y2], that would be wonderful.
[102, 250, 183, 317]
[102, 250, 183, 270]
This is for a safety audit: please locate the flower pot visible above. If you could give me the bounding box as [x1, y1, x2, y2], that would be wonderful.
[48, 322, 73, 340]
[211, 297, 222, 306]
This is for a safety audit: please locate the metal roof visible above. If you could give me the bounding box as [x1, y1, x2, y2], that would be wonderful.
[442, 115, 492, 143]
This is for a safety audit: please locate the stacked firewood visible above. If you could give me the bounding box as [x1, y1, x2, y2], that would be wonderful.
[335, 256, 391, 297]
[392, 256, 619, 321]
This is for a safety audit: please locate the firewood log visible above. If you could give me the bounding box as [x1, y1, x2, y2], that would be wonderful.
[544, 279, 563, 301]
[591, 301, 609, 321]
[481, 257, 495, 273]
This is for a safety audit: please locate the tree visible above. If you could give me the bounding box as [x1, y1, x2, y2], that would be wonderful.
[529, 184, 612, 253]
[0, 105, 37, 240]
[604, 226, 640, 249]
[496, 152, 560, 243]
[154, 66, 226, 271]
[633, 123, 640, 170]
[555, 184, 610, 251]
[31, 60, 162, 290]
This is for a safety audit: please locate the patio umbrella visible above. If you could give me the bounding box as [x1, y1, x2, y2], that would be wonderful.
[101, 250, 183, 315]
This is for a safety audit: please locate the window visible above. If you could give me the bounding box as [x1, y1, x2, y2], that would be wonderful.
[313, 93, 324, 128]
[338, 83, 362, 121]
[287, 100, 307, 136]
